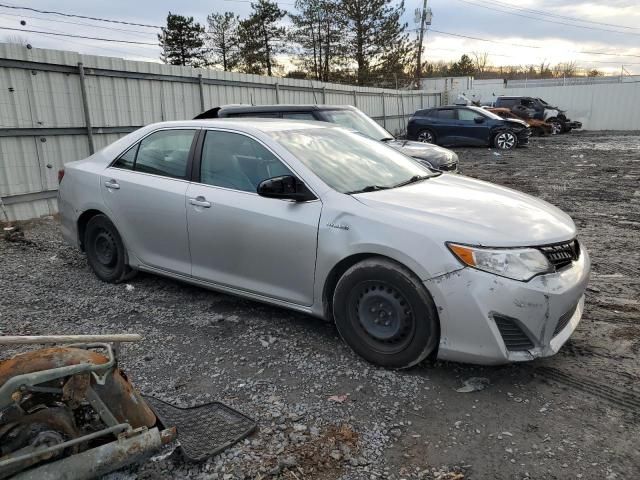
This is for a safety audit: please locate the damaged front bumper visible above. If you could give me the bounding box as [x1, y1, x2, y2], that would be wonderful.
[425, 247, 590, 365]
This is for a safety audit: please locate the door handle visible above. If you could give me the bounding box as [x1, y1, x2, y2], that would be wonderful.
[189, 196, 211, 208]
[104, 180, 120, 190]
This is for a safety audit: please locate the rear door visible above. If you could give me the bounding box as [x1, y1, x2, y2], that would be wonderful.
[101, 128, 198, 275]
[185, 129, 322, 305]
[430, 108, 458, 144]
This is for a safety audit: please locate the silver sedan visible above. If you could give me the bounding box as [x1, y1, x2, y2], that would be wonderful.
[58, 119, 590, 367]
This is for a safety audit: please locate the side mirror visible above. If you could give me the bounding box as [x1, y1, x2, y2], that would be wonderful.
[474, 117, 485, 124]
[257, 175, 316, 202]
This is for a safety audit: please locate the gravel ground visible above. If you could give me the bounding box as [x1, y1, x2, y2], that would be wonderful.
[1, 130, 639, 480]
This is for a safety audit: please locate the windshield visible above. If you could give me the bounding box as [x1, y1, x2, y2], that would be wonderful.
[470, 106, 502, 120]
[320, 109, 393, 141]
[269, 127, 435, 194]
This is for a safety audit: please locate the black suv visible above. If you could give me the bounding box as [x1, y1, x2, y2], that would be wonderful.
[407, 105, 530, 150]
[194, 104, 459, 172]
[494, 96, 582, 133]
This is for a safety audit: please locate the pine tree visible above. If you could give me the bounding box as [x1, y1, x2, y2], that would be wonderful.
[449, 54, 475, 76]
[158, 13, 207, 67]
[238, 0, 287, 76]
[207, 12, 240, 71]
[289, 0, 347, 82]
[341, 0, 410, 85]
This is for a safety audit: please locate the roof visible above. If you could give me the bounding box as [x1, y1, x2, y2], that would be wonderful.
[194, 104, 356, 119]
[153, 118, 334, 133]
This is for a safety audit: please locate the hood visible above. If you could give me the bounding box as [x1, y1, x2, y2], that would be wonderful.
[354, 174, 575, 247]
[503, 118, 528, 128]
[384, 139, 457, 167]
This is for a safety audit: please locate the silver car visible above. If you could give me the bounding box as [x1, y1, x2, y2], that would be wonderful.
[58, 119, 590, 368]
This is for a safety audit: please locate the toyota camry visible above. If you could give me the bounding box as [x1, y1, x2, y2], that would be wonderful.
[58, 119, 590, 368]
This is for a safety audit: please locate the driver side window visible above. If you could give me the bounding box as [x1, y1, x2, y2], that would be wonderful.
[457, 109, 484, 122]
[199, 131, 292, 193]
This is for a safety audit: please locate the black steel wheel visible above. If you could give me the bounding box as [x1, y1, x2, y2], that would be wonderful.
[85, 214, 134, 283]
[333, 258, 439, 368]
[417, 129, 436, 144]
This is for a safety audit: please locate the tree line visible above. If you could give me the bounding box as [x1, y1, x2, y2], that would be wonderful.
[158, 1, 605, 89]
[158, 0, 416, 88]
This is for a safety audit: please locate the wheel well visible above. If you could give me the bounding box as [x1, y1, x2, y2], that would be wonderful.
[77, 209, 104, 251]
[322, 253, 441, 361]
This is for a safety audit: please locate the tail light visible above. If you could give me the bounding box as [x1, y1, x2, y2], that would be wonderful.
[58, 168, 65, 184]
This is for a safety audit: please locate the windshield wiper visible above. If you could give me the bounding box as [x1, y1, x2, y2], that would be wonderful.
[380, 137, 395, 142]
[392, 175, 432, 188]
[346, 185, 390, 194]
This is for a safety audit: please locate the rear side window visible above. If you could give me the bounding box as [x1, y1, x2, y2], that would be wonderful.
[497, 98, 516, 107]
[435, 109, 456, 120]
[112, 129, 196, 179]
[113, 144, 138, 170]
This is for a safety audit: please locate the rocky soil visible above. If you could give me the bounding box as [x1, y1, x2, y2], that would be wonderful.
[1, 131, 639, 479]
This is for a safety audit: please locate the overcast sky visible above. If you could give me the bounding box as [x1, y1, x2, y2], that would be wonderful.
[1, 0, 639, 75]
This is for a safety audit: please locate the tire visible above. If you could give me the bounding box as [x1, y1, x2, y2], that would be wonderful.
[547, 118, 563, 135]
[416, 129, 436, 144]
[332, 258, 439, 369]
[85, 214, 135, 283]
[493, 130, 518, 150]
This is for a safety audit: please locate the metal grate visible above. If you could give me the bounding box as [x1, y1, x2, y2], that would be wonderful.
[494, 315, 535, 351]
[553, 303, 578, 337]
[538, 240, 580, 270]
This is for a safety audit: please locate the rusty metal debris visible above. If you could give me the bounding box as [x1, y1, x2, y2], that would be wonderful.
[0, 334, 256, 479]
[0, 335, 171, 479]
[487, 107, 554, 136]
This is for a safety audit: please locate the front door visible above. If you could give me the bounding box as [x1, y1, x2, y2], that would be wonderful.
[186, 129, 322, 306]
[101, 128, 198, 275]
[455, 108, 490, 146]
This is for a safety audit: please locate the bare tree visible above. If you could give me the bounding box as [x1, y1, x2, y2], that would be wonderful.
[561, 61, 577, 77]
[472, 51, 489, 75]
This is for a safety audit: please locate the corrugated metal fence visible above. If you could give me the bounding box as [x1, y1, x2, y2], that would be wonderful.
[0, 44, 442, 221]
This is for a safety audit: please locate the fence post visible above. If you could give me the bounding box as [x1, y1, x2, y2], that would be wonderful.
[421, 93, 424, 109]
[77, 62, 94, 155]
[198, 73, 205, 112]
[382, 93, 387, 129]
[353, 89, 358, 107]
[275, 82, 280, 104]
[322, 86, 327, 104]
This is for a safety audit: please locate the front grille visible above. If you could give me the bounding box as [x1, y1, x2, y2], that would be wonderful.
[439, 162, 458, 172]
[553, 303, 578, 337]
[538, 240, 579, 270]
[494, 315, 535, 351]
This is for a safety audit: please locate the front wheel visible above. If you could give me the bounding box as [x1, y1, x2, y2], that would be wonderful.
[493, 130, 518, 150]
[416, 129, 436, 144]
[548, 118, 563, 135]
[85, 214, 135, 283]
[333, 258, 439, 368]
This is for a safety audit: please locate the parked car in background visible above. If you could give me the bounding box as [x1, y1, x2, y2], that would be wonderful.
[58, 119, 589, 368]
[195, 104, 459, 172]
[407, 105, 531, 150]
[493, 96, 582, 134]
[486, 107, 555, 136]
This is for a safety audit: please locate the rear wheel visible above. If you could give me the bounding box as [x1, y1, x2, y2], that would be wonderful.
[493, 130, 518, 150]
[85, 214, 135, 283]
[333, 258, 439, 368]
[416, 129, 436, 144]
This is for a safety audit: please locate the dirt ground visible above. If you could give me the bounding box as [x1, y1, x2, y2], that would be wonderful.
[1, 131, 639, 479]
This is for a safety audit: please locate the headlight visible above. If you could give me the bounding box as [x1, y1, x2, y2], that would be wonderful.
[447, 243, 553, 281]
